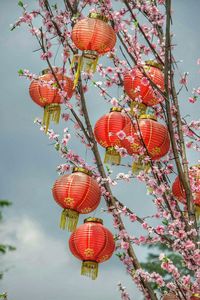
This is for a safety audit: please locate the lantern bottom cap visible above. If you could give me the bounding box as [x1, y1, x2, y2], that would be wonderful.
[81, 261, 98, 280]
[132, 157, 151, 174]
[82, 50, 98, 60]
[60, 208, 79, 232]
[104, 147, 121, 165]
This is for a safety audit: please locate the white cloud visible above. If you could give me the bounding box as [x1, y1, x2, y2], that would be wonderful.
[1, 216, 68, 270]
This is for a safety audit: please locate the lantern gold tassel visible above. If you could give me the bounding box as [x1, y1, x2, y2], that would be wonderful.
[43, 103, 61, 133]
[59, 209, 79, 232]
[132, 156, 150, 174]
[81, 261, 98, 280]
[104, 147, 121, 165]
[195, 205, 200, 221]
[72, 52, 99, 88]
[73, 56, 84, 88]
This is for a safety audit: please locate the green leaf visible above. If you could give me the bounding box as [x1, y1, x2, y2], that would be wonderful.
[18, 1, 24, 7]
[55, 143, 60, 151]
[162, 219, 169, 226]
[18, 69, 24, 76]
[133, 20, 138, 28]
[52, 83, 59, 88]
[52, 4, 57, 10]
[0, 200, 11, 207]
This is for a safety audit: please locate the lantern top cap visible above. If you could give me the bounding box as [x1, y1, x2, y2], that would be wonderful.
[88, 12, 109, 23]
[84, 217, 103, 225]
[139, 114, 157, 121]
[110, 107, 122, 113]
[192, 293, 200, 298]
[72, 167, 92, 176]
[42, 68, 50, 75]
[41, 67, 59, 75]
[145, 60, 163, 71]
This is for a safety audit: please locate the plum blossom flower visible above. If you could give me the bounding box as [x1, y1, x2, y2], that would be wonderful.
[40, 51, 53, 60]
[120, 241, 129, 250]
[117, 130, 126, 140]
[141, 76, 149, 86]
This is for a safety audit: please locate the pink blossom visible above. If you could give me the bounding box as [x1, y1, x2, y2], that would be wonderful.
[129, 213, 137, 222]
[40, 51, 53, 60]
[189, 97, 197, 103]
[120, 241, 129, 250]
[62, 113, 70, 122]
[117, 130, 126, 140]
[141, 76, 149, 86]
[155, 225, 165, 235]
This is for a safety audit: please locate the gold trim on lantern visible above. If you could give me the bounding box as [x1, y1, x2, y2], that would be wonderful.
[145, 60, 163, 70]
[110, 107, 122, 113]
[88, 12, 108, 23]
[81, 260, 98, 280]
[82, 50, 98, 60]
[43, 103, 61, 133]
[132, 156, 151, 174]
[130, 101, 147, 116]
[104, 146, 121, 165]
[41, 67, 59, 75]
[72, 167, 92, 176]
[60, 208, 79, 232]
[41, 68, 50, 75]
[84, 217, 103, 225]
[195, 204, 200, 221]
[139, 114, 157, 121]
[192, 294, 200, 298]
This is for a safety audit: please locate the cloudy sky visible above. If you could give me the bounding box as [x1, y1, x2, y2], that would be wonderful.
[1, 1, 200, 300]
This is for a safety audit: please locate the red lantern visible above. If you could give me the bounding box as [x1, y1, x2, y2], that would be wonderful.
[52, 167, 101, 232]
[172, 165, 200, 216]
[29, 68, 73, 132]
[121, 114, 170, 160]
[191, 294, 200, 300]
[69, 217, 115, 280]
[94, 107, 130, 164]
[124, 61, 164, 110]
[71, 13, 116, 85]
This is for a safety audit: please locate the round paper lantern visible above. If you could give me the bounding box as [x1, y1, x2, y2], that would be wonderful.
[52, 167, 101, 231]
[121, 114, 170, 160]
[124, 61, 164, 109]
[69, 217, 115, 280]
[71, 13, 116, 85]
[94, 107, 130, 164]
[162, 293, 178, 300]
[29, 68, 73, 132]
[172, 165, 200, 217]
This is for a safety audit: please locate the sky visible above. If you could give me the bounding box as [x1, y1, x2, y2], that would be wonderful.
[0, 1, 200, 300]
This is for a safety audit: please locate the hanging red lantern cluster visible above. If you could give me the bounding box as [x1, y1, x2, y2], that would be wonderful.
[123, 60, 164, 113]
[94, 107, 130, 164]
[29, 68, 73, 132]
[71, 12, 116, 86]
[69, 217, 115, 280]
[52, 168, 115, 279]
[172, 165, 200, 217]
[52, 167, 101, 231]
